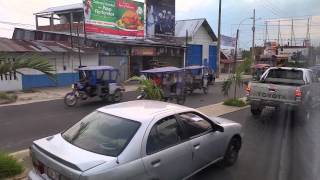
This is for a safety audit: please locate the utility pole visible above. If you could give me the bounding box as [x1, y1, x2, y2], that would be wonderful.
[252, 9, 256, 62]
[76, 22, 82, 67]
[265, 21, 268, 43]
[291, 19, 294, 46]
[184, 30, 188, 68]
[217, 0, 222, 77]
[277, 20, 280, 45]
[306, 18, 311, 44]
[234, 29, 239, 73]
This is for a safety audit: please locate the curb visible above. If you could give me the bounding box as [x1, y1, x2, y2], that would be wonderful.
[0, 88, 139, 108]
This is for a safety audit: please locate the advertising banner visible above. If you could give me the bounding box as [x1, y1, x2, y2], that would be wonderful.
[84, 0, 144, 37]
[221, 35, 236, 47]
[146, 0, 175, 37]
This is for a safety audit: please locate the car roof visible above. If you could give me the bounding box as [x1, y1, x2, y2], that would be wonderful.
[268, 67, 307, 71]
[97, 100, 194, 123]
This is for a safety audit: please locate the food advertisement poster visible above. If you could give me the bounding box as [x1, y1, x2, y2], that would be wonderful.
[84, 0, 144, 37]
[146, 0, 175, 37]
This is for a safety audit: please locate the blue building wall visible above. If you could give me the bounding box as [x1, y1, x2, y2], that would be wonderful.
[187, 45, 203, 66]
[209, 45, 217, 71]
[22, 73, 79, 90]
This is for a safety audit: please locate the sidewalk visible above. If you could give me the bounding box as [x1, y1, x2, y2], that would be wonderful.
[0, 73, 251, 107]
[0, 84, 140, 107]
[8, 101, 248, 180]
[216, 73, 252, 83]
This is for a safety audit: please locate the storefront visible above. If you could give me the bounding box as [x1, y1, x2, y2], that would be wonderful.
[99, 45, 130, 82]
[130, 46, 184, 77]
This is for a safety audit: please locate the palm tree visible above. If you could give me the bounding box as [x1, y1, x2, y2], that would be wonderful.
[126, 76, 163, 100]
[221, 57, 251, 99]
[221, 71, 244, 99]
[0, 54, 55, 80]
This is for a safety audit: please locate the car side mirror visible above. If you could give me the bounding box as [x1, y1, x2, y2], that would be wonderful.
[213, 124, 224, 132]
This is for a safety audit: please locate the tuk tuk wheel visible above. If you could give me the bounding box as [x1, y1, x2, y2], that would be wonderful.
[64, 93, 78, 107]
[112, 90, 123, 103]
[176, 95, 186, 105]
[203, 87, 208, 94]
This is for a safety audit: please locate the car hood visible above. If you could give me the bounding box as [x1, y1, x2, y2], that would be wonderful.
[33, 134, 117, 171]
[212, 117, 239, 127]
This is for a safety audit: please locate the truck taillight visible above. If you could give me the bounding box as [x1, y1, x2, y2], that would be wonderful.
[295, 88, 302, 97]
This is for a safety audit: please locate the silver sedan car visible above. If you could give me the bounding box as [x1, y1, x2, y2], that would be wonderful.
[28, 100, 242, 180]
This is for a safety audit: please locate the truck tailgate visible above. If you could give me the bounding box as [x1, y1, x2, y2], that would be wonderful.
[250, 82, 298, 103]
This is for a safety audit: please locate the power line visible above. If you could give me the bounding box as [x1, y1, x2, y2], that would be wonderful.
[0, 21, 35, 28]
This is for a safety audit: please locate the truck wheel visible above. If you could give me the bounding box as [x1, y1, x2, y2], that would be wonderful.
[220, 137, 241, 167]
[251, 106, 262, 116]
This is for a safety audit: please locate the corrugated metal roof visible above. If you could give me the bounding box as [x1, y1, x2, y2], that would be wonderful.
[0, 37, 97, 53]
[175, 18, 205, 37]
[0, 38, 33, 52]
[35, 3, 83, 15]
[175, 18, 217, 41]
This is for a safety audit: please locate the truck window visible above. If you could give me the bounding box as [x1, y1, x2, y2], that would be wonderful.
[263, 69, 305, 85]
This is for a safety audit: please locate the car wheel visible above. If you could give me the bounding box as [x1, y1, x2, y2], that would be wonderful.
[221, 137, 241, 167]
[251, 106, 262, 116]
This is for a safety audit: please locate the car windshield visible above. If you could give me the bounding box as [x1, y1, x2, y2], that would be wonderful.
[62, 111, 140, 157]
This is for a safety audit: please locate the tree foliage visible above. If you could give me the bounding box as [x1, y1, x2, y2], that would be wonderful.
[0, 53, 56, 80]
[221, 57, 251, 99]
[126, 76, 163, 100]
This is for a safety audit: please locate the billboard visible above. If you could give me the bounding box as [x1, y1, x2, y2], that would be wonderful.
[84, 0, 144, 37]
[146, 0, 175, 37]
[221, 35, 236, 47]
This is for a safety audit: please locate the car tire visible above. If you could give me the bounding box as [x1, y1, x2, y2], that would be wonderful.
[251, 106, 262, 116]
[220, 137, 241, 167]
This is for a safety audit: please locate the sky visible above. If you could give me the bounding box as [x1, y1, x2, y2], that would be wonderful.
[1, 0, 320, 49]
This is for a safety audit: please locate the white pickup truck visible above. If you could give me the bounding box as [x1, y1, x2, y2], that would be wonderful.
[247, 67, 320, 119]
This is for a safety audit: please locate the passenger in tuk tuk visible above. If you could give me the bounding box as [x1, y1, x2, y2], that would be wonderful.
[96, 70, 110, 95]
[162, 74, 172, 97]
[151, 74, 162, 86]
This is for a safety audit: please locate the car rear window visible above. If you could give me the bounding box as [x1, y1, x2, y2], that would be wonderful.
[263, 69, 305, 85]
[62, 111, 140, 157]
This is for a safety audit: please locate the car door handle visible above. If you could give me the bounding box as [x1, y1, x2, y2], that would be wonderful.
[151, 159, 161, 167]
[193, 144, 200, 150]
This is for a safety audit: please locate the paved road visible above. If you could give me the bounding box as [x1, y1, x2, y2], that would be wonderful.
[193, 106, 320, 180]
[0, 83, 245, 152]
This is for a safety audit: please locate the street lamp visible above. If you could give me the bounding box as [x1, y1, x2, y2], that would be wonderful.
[233, 17, 252, 72]
[233, 16, 262, 72]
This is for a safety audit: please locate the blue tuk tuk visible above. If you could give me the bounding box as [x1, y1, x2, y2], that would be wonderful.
[184, 65, 210, 94]
[64, 66, 125, 107]
[139, 66, 186, 105]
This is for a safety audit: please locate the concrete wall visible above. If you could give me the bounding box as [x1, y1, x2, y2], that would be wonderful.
[19, 52, 99, 90]
[0, 74, 22, 92]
